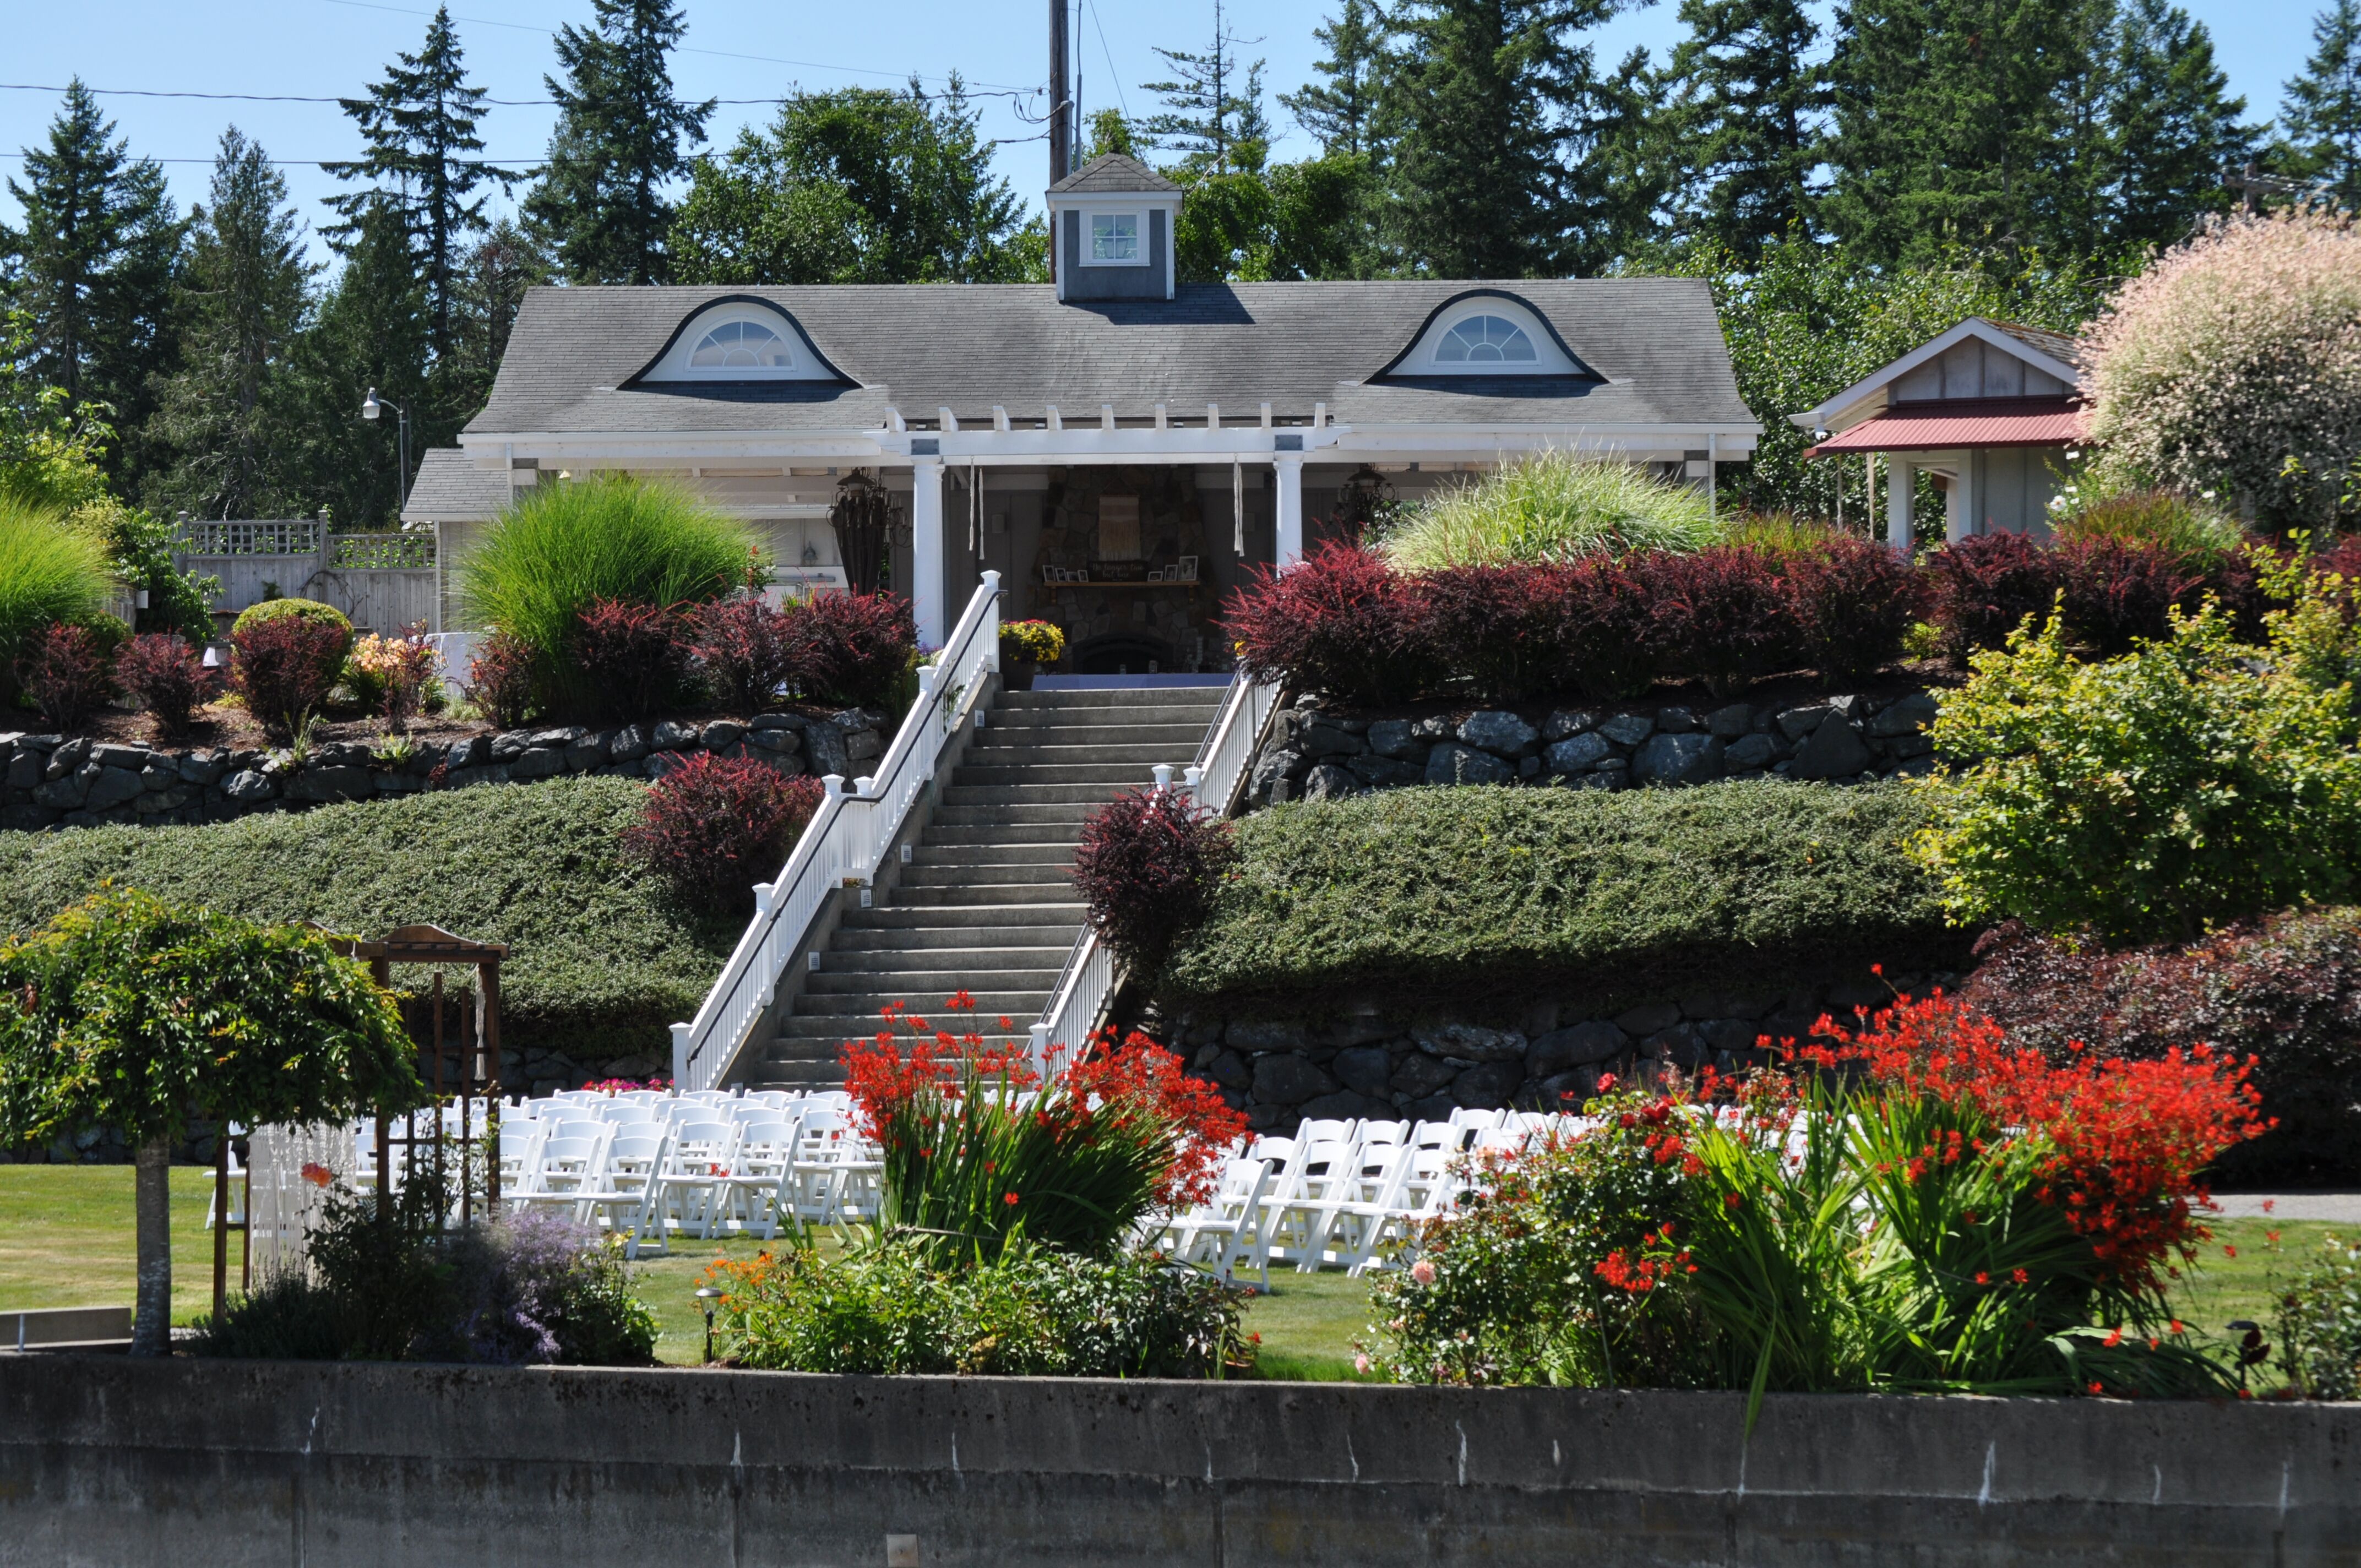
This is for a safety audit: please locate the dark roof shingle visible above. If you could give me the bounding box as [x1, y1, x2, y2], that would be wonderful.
[1047, 153, 1181, 194]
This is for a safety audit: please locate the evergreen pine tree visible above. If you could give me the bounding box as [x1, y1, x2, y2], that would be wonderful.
[1142, 0, 1270, 172]
[526, 0, 715, 284]
[147, 129, 315, 521]
[1380, 0, 1614, 277]
[1657, 0, 1830, 255]
[0, 80, 184, 491]
[448, 216, 553, 412]
[2103, 0, 2251, 249]
[1282, 0, 1392, 157]
[322, 6, 512, 369]
[2278, 0, 2361, 204]
[279, 200, 431, 529]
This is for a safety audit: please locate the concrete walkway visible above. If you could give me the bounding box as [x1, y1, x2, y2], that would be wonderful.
[2210, 1193, 2361, 1221]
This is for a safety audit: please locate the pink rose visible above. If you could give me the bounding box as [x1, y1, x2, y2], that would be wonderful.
[1354, 1353, 1372, 1375]
[1410, 1259, 1437, 1286]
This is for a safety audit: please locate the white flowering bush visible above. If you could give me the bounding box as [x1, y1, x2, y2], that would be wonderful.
[2083, 209, 2361, 529]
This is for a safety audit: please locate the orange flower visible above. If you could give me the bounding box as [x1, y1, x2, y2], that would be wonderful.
[299, 1161, 334, 1189]
[1003, 1191, 1020, 1206]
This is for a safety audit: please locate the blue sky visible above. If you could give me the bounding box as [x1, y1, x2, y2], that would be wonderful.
[0, 0, 2326, 264]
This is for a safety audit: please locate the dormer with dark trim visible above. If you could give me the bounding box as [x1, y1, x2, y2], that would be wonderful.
[1047, 154, 1182, 305]
[1372, 289, 1598, 380]
[627, 296, 856, 386]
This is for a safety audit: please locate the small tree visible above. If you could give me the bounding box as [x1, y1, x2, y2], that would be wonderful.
[0, 890, 420, 1354]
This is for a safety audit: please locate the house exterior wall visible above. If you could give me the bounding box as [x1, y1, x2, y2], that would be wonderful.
[1057, 207, 1171, 301]
[1970, 447, 2064, 537]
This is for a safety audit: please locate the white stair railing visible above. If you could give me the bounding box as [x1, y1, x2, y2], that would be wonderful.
[670, 572, 1003, 1093]
[1027, 667, 1281, 1075]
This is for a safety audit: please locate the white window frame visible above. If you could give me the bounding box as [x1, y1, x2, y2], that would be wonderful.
[1406, 298, 1582, 376]
[1081, 210, 1150, 268]
[642, 303, 836, 383]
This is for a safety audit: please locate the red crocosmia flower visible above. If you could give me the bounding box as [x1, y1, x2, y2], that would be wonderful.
[2103, 1326, 2124, 1348]
[1975, 1272, 1990, 1285]
[947, 990, 976, 1011]
[2088, 1381, 2105, 1396]
[2012, 1267, 2030, 1284]
[1003, 1191, 1019, 1206]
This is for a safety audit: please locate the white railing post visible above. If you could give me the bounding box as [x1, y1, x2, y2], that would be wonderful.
[1182, 765, 1204, 803]
[1152, 763, 1174, 792]
[668, 1022, 691, 1089]
[1029, 1022, 1051, 1076]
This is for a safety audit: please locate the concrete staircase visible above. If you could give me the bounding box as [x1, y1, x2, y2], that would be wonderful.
[742, 684, 1226, 1090]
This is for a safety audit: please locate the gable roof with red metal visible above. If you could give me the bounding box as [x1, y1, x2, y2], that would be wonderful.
[1804, 397, 2091, 457]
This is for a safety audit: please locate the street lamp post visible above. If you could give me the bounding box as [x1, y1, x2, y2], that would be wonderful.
[361, 387, 410, 517]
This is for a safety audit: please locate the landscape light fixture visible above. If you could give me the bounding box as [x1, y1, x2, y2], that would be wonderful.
[360, 387, 412, 516]
[695, 1285, 725, 1363]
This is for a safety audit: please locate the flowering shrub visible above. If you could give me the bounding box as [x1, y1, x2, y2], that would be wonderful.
[999, 619, 1066, 664]
[2276, 1235, 2361, 1400]
[115, 632, 217, 733]
[1784, 533, 1925, 685]
[1222, 543, 1427, 706]
[788, 587, 917, 709]
[702, 1239, 1250, 1376]
[581, 1075, 672, 1094]
[1072, 786, 1241, 965]
[347, 625, 441, 727]
[620, 751, 824, 913]
[232, 613, 349, 741]
[465, 630, 540, 729]
[19, 622, 111, 729]
[1642, 545, 1802, 697]
[842, 995, 1245, 1264]
[573, 597, 691, 721]
[2085, 208, 2361, 529]
[689, 595, 797, 713]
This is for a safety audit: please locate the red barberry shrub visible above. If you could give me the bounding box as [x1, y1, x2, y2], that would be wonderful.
[1959, 914, 2361, 1184]
[21, 623, 113, 731]
[2052, 538, 2211, 658]
[1072, 787, 1241, 965]
[1414, 563, 1574, 703]
[692, 595, 797, 713]
[788, 589, 917, 710]
[1221, 542, 1427, 705]
[466, 630, 540, 729]
[1784, 534, 1926, 686]
[1641, 545, 1803, 697]
[1554, 554, 1667, 699]
[574, 597, 692, 721]
[621, 750, 824, 913]
[231, 614, 348, 740]
[116, 633, 218, 733]
[1925, 532, 2065, 661]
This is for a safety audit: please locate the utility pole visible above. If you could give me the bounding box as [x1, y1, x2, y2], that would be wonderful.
[1049, 0, 1071, 185]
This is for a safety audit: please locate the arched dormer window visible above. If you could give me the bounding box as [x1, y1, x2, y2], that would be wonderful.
[1380, 291, 1590, 378]
[636, 299, 845, 384]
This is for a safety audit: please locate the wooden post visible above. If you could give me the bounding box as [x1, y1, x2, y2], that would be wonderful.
[482, 960, 503, 1212]
[211, 1130, 231, 1322]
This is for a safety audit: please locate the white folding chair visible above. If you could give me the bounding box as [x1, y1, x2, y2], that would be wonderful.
[641, 1120, 742, 1244]
[581, 1129, 668, 1242]
[1261, 1138, 1357, 1273]
[715, 1118, 802, 1239]
[512, 1131, 612, 1218]
[1319, 1144, 1417, 1274]
[1163, 1157, 1272, 1281]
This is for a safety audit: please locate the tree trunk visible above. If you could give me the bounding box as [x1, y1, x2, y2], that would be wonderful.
[130, 1135, 173, 1357]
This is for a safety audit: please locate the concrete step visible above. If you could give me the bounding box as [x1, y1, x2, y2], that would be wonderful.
[909, 843, 1075, 867]
[940, 782, 1129, 806]
[782, 993, 1049, 1025]
[808, 966, 1063, 995]
[931, 803, 1103, 826]
[839, 905, 1084, 932]
[971, 724, 1213, 749]
[900, 862, 1073, 888]
[891, 882, 1081, 907]
[833, 917, 1081, 946]
[997, 689, 1228, 711]
[824, 944, 1072, 972]
[955, 761, 1168, 787]
[921, 822, 1088, 846]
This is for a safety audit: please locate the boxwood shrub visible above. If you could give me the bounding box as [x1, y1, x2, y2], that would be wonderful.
[0, 776, 733, 1063]
[1154, 779, 1964, 1017]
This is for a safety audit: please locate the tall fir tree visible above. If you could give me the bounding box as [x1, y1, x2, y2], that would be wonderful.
[447, 216, 552, 412]
[2278, 0, 2361, 204]
[1380, 0, 1617, 277]
[280, 200, 430, 529]
[322, 6, 512, 371]
[147, 129, 315, 521]
[2103, 0, 2251, 249]
[527, 0, 715, 284]
[1141, 0, 1271, 172]
[0, 80, 184, 492]
[1657, 0, 1831, 255]
[1282, 0, 1392, 157]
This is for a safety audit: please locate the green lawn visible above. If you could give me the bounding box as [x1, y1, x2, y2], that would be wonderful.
[0, 1166, 2339, 1384]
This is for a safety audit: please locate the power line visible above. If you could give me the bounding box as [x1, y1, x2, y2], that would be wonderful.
[0, 81, 1035, 108]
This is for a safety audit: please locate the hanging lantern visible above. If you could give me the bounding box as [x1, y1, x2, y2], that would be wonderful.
[1332, 465, 1396, 545]
[831, 470, 891, 595]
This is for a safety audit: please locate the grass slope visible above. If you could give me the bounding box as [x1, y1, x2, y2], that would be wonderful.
[1157, 780, 1964, 1017]
[0, 777, 733, 1060]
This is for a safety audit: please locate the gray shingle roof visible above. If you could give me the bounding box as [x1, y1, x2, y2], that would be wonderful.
[465, 279, 1754, 438]
[401, 447, 514, 521]
[1047, 153, 1181, 195]
[1987, 319, 2084, 373]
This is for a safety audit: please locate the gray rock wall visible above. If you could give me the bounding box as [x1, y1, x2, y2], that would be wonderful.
[1249, 689, 1940, 807]
[1173, 973, 1952, 1132]
[0, 709, 886, 834]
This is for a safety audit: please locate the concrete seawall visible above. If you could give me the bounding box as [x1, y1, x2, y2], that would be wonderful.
[3, 1355, 2356, 1566]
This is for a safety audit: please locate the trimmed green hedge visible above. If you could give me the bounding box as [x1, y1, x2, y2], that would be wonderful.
[1155, 781, 1966, 1017]
[0, 777, 732, 1062]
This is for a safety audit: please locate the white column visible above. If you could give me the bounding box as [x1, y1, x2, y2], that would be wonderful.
[911, 456, 946, 647]
[1885, 454, 1914, 557]
[1949, 450, 1979, 543]
[1274, 454, 1305, 569]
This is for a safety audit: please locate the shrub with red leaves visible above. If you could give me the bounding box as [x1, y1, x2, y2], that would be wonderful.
[231, 613, 348, 740]
[621, 750, 824, 913]
[1072, 786, 1241, 965]
[1414, 562, 1574, 703]
[1785, 535, 1926, 686]
[1959, 914, 2361, 1184]
[1221, 542, 1428, 705]
[692, 595, 797, 712]
[21, 623, 113, 730]
[1642, 545, 1804, 697]
[2052, 538, 2211, 658]
[116, 633, 217, 733]
[575, 597, 692, 721]
[1555, 554, 1669, 699]
[466, 630, 540, 729]
[1925, 533, 2066, 662]
[789, 588, 916, 710]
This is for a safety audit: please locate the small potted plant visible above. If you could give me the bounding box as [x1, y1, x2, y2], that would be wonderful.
[999, 619, 1065, 691]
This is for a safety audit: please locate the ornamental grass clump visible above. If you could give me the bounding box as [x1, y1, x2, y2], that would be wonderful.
[1378, 450, 1719, 570]
[0, 497, 107, 679]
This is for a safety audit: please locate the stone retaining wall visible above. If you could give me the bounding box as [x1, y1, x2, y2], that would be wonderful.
[0, 709, 887, 833]
[4, 1355, 2355, 1567]
[1173, 973, 1949, 1132]
[1249, 687, 1939, 806]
